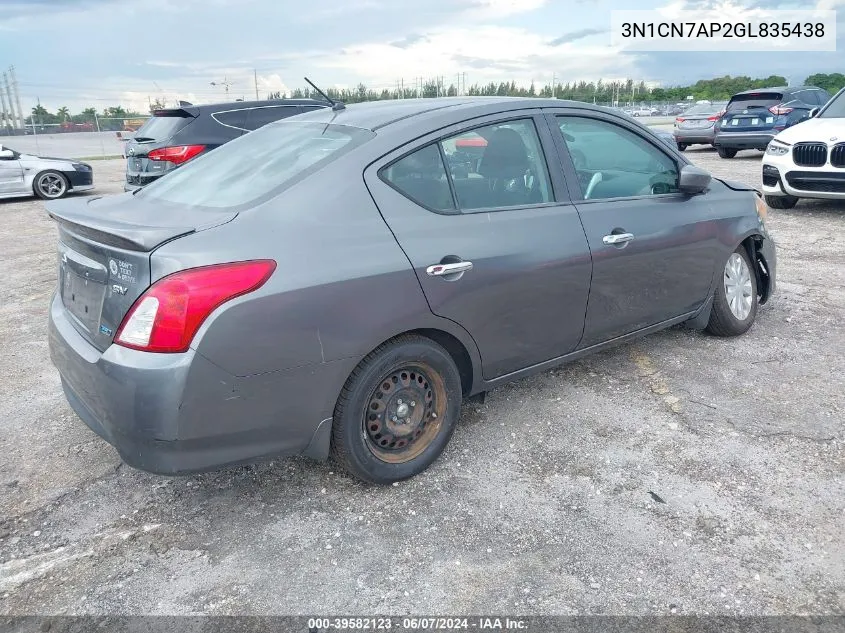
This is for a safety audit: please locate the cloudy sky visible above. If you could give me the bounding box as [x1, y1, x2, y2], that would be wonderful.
[0, 0, 842, 113]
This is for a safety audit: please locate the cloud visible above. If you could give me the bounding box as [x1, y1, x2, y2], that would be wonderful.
[465, 0, 548, 17]
[312, 24, 635, 89]
[549, 28, 608, 45]
[390, 34, 430, 49]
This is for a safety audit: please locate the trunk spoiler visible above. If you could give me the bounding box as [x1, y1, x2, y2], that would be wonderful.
[45, 195, 236, 252]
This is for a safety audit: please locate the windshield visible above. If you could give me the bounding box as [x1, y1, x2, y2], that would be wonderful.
[727, 93, 783, 111]
[137, 121, 375, 209]
[819, 89, 845, 118]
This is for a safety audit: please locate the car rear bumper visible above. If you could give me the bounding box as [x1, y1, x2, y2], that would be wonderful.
[673, 128, 716, 144]
[48, 292, 345, 474]
[714, 131, 776, 151]
[124, 172, 163, 191]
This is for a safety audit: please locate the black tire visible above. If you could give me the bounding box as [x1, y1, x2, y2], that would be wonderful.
[765, 194, 798, 209]
[677, 143, 688, 151]
[717, 147, 738, 159]
[706, 247, 758, 337]
[33, 170, 69, 200]
[330, 335, 463, 484]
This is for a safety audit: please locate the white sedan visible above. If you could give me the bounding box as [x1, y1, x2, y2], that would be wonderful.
[761, 87, 845, 209]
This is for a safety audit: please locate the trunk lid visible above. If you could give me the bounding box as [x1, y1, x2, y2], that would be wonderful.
[719, 92, 784, 133]
[46, 194, 237, 351]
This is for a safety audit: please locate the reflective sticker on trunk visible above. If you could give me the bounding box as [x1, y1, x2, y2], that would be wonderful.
[109, 258, 137, 284]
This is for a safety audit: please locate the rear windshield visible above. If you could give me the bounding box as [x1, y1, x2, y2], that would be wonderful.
[727, 93, 783, 111]
[136, 121, 374, 208]
[682, 103, 727, 115]
[133, 113, 194, 141]
[819, 89, 845, 118]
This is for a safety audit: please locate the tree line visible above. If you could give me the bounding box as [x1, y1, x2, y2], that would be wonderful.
[18, 72, 845, 128]
[278, 73, 845, 105]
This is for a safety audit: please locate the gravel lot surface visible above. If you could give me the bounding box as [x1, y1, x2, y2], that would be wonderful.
[0, 148, 843, 616]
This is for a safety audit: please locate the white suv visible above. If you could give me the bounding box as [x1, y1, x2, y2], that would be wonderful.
[761, 87, 845, 209]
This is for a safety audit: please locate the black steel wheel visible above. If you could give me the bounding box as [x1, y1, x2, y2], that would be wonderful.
[331, 335, 462, 484]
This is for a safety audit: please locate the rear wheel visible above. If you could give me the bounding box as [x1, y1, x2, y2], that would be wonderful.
[717, 147, 738, 159]
[33, 170, 69, 200]
[765, 194, 798, 209]
[676, 143, 688, 151]
[330, 335, 463, 484]
[707, 247, 758, 337]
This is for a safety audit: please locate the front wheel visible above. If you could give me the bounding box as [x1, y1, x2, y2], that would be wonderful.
[34, 170, 69, 200]
[330, 335, 463, 484]
[765, 194, 798, 209]
[707, 247, 758, 337]
[717, 147, 738, 159]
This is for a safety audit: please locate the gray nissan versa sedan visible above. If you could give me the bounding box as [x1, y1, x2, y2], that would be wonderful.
[47, 97, 776, 484]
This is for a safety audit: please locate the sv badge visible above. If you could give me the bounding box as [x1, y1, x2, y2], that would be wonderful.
[112, 284, 128, 296]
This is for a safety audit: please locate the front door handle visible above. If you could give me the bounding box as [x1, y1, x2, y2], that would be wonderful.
[426, 261, 474, 276]
[602, 232, 635, 245]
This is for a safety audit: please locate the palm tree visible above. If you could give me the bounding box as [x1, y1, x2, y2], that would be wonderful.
[31, 104, 49, 118]
[57, 106, 70, 121]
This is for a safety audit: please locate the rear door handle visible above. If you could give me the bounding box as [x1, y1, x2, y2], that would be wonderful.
[426, 261, 474, 276]
[602, 233, 635, 245]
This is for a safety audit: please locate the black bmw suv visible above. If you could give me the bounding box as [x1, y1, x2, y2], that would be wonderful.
[124, 98, 329, 191]
[713, 86, 831, 158]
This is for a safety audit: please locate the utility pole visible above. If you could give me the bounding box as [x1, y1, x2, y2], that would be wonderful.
[9, 66, 24, 130]
[2, 72, 17, 132]
[551, 73, 556, 98]
[0, 81, 8, 133]
[254, 69, 259, 100]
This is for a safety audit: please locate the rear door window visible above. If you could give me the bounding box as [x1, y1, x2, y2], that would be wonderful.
[212, 109, 248, 131]
[381, 144, 454, 212]
[244, 106, 300, 131]
[727, 93, 783, 111]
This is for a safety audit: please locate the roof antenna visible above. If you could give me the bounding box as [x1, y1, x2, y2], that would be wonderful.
[304, 77, 345, 111]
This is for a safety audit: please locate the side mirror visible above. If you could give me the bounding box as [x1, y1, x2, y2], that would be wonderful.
[679, 164, 711, 194]
[809, 107, 820, 118]
[0, 149, 15, 159]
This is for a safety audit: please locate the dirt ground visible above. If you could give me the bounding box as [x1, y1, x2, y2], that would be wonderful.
[0, 148, 843, 616]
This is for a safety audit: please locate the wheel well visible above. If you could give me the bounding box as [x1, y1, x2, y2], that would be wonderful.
[741, 234, 771, 302]
[408, 329, 474, 395]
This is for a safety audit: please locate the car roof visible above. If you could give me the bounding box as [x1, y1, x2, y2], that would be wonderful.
[731, 86, 815, 97]
[154, 98, 329, 116]
[289, 96, 614, 131]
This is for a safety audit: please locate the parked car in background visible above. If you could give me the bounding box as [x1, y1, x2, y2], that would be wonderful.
[0, 144, 93, 200]
[631, 106, 658, 117]
[762, 86, 845, 208]
[48, 97, 776, 484]
[123, 98, 329, 191]
[673, 101, 728, 151]
[713, 86, 831, 158]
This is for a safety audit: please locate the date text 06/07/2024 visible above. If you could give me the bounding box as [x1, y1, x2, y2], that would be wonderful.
[307, 617, 529, 630]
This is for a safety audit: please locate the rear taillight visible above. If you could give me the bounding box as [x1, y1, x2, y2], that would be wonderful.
[115, 260, 276, 353]
[768, 105, 793, 115]
[707, 111, 724, 121]
[675, 117, 685, 123]
[147, 144, 206, 164]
